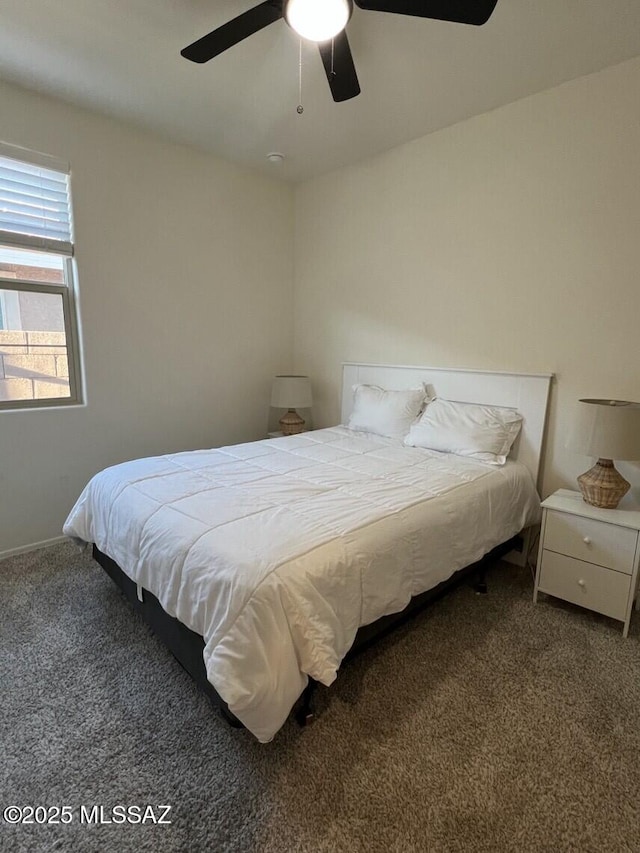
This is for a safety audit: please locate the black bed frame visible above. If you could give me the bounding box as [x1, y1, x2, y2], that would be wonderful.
[93, 536, 519, 730]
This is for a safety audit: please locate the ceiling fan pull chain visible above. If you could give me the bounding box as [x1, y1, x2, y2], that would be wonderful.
[297, 38, 304, 114]
[331, 38, 335, 79]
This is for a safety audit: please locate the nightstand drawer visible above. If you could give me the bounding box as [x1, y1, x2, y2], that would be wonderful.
[544, 511, 637, 575]
[539, 550, 631, 621]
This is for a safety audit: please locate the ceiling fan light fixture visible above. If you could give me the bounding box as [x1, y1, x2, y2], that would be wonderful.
[285, 0, 351, 43]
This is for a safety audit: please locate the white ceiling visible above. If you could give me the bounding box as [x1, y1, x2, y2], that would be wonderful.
[1, 1, 640, 182]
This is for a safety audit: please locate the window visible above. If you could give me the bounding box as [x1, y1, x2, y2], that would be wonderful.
[0, 142, 82, 409]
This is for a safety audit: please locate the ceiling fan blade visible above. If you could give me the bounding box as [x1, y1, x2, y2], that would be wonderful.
[318, 31, 361, 103]
[181, 1, 283, 63]
[353, 0, 498, 26]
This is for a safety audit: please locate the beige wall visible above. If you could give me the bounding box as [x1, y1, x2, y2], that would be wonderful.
[293, 56, 640, 500]
[0, 80, 294, 556]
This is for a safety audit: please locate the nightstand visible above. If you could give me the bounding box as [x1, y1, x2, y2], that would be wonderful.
[534, 489, 640, 636]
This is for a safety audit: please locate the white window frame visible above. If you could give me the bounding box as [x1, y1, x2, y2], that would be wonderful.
[0, 141, 83, 411]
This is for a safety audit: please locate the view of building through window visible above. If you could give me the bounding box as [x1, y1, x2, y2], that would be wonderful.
[0, 248, 71, 402]
[0, 144, 81, 409]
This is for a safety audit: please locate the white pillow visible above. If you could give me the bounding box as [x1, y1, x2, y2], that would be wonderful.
[404, 398, 523, 465]
[347, 384, 428, 440]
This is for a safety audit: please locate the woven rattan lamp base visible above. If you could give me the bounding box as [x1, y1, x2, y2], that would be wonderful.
[279, 408, 305, 436]
[577, 458, 630, 509]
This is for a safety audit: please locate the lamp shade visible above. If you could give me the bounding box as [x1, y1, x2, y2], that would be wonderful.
[271, 375, 312, 409]
[570, 399, 640, 461]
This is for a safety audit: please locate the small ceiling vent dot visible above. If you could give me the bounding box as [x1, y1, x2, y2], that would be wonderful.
[267, 152, 285, 163]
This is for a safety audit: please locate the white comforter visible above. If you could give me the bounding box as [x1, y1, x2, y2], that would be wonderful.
[63, 427, 540, 742]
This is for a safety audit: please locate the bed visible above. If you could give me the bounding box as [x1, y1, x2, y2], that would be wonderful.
[64, 363, 552, 742]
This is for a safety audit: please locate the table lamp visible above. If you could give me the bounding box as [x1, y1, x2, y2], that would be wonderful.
[570, 398, 640, 509]
[271, 375, 312, 435]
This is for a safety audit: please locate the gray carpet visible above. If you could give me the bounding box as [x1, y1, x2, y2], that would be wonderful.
[2, 542, 640, 853]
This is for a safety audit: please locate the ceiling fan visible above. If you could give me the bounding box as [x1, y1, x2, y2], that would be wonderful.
[181, 0, 499, 103]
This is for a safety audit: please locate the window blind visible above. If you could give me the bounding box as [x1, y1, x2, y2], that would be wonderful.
[0, 146, 73, 256]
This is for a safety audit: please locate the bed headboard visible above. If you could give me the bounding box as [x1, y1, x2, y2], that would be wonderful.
[341, 363, 553, 489]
